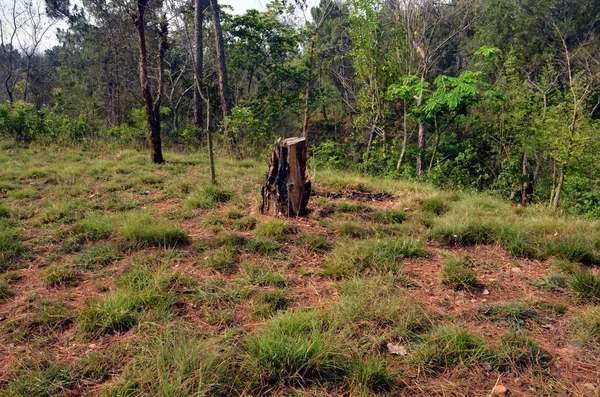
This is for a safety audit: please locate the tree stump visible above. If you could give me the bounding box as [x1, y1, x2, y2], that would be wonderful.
[261, 137, 311, 217]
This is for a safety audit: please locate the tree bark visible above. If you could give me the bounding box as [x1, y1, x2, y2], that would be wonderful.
[261, 137, 311, 217]
[193, 0, 203, 134]
[135, 0, 164, 164]
[209, 0, 235, 147]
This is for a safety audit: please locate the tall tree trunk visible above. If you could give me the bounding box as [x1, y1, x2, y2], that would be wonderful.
[302, 34, 316, 142]
[552, 166, 566, 211]
[193, 0, 203, 136]
[135, 0, 164, 164]
[416, 78, 426, 179]
[206, 86, 216, 184]
[396, 100, 408, 172]
[209, 0, 235, 148]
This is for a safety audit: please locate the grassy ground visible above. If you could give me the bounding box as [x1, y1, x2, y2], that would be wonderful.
[0, 142, 599, 396]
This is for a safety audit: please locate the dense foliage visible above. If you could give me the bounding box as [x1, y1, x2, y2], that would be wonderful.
[1, 0, 599, 215]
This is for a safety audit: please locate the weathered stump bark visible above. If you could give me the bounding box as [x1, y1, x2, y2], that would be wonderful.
[261, 137, 311, 217]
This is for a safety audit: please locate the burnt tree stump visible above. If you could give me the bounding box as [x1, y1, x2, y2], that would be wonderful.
[261, 137, 311, 217]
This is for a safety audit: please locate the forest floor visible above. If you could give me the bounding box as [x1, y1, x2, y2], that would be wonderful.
[0, 142, 599, 396]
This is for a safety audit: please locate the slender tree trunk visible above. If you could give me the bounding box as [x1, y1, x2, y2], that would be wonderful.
[135, 0, 164, 164]
[206, 86, 216, 183]
[23, 56, 32, 101]
[396, 100, 408, 172]
[428, 129, 441, 172]
[209, 0, 235, 147]
[193, 0, 203, 135]
[364, 122, 376, 171]
[552, 167, 566, 211]
[521, 151, 528, 206]
[416, 82, 426, 179]
[302, 34, 316, 142]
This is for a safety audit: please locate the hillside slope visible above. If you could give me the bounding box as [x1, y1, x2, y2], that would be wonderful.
[0, 144, 599, 396]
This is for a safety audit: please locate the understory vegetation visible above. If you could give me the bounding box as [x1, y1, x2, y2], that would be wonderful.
[0, 145, 599, 396]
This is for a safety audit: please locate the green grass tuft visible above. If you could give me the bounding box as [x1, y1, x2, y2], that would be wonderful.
[301, 233, 331, 252]
[571, 306, 600, 347]
[411, 326, 492, 373]
[569, 270, 600, 304]
[103, 326, 231, 396]
[0, 224, 25, 269]
[255, 220, 298, 237]
[246, 238, 280, 256]
[480, 302, 539, 328]
[335, 201, 374, 213]
[369, 209, 407, 224]
[204, 248, 239, 273]
[495, 333, 551, 370]
[73, 243, 120, 271]
[186, 184, 233, 209]
[233, 216, 257, 231]
[72, 214, 116, 241]
[79, 266, 178, 337]
[333, 221, 371, 238]
[0, 271, 19, 300]
[241, 264, 286, 287]
[120, 212, 189, 247]
[422, 197, 450, 215]
[42, 265, 79, 287]
[0, 203, 11, 218]
[252, 290, 290, 318]
[441, 256, 481, 291]
[324, 238, 427, 278]
[245, 310, 350, 385]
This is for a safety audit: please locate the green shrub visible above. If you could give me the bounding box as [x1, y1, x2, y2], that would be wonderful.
[441, 256, 481, 291]
[324, 238, 427, 278]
